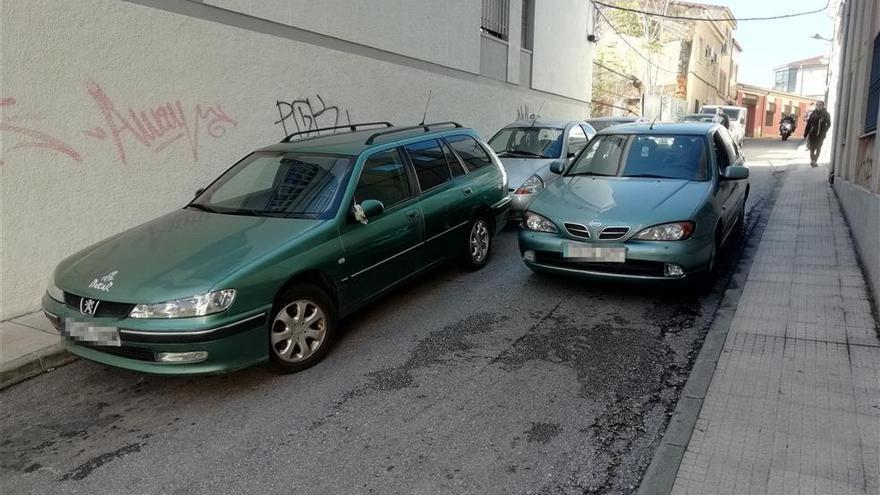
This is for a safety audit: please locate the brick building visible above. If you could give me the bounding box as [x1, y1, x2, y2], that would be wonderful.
[736, 83, 820, 138]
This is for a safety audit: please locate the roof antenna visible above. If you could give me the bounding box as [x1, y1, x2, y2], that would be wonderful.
[418, 90, 432, 127]
[530, 101, 546, 127]
[649, 116, 657, 130]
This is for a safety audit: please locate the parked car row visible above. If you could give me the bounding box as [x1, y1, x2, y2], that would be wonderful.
[43, 116, 749, 376]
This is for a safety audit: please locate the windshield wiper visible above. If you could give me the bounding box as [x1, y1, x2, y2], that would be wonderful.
[567, 171, 615, 177]
[187, 203, 218, 213]
[624, 173, 673, 179]
[498, 150, 545, 158]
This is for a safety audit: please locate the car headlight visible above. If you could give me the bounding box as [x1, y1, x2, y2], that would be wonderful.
[634, 221, 695, 241]
[523, 211, 558, 233]
[129, 289, 236, 318]
[46, 278, 64, 302]
[515, 175, 544, 195]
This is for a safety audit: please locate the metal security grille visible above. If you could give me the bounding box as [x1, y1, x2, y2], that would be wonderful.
[481, 0, 509, 40]
[865, 33, 880, 133]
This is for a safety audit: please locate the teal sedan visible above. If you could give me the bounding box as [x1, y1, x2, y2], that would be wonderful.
[518, 122, 749, 288]
[42, 121, 510, 375]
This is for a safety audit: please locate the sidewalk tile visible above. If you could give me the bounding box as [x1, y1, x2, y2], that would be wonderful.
[10, 311, 57, 335]
[0, 321, 61, 362]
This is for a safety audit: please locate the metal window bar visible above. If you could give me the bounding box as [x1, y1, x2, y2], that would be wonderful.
[481, 0, 509, 40]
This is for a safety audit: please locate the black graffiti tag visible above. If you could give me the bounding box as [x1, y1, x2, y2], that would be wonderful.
[275, 95, 352, 137]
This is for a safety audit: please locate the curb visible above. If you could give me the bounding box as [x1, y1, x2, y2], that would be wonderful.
[636, 162, 789, 495]
[0, 341, 77, 391]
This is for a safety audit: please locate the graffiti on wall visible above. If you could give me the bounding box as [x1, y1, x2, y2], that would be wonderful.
[83, 83, 237, 164]
[275, 95, 352, 138]
[515, 103, 542, 121]
[0, 83, 236, 166]
[0, 97, 83, 166]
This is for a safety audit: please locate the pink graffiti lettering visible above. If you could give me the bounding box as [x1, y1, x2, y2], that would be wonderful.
[0, 98, 82, 166]
[84, 82, 237, 164]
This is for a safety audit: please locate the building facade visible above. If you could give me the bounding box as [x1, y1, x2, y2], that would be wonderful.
[773, 55, 830, 100]
[736, 84, 819, 138]
[827, 0, 880, 309]
[0, 0, 595, 319]
[590, 1, 738, 120]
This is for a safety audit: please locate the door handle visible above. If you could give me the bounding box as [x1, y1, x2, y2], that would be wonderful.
[722, 204, 728, 210]
[406, 210, 419, 221]
[462, 187, 473, 196]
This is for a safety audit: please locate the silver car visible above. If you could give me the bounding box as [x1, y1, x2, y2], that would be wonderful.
[488, 119, 596, 222]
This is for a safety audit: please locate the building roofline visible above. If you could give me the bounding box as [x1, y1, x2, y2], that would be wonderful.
[737, 83, 822, 102]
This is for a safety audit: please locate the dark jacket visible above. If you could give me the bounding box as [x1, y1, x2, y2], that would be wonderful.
[804, 109, 831, 142]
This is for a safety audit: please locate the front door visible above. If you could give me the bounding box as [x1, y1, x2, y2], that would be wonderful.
[338, 148, 424, 306]
[712, 130, 737, 238]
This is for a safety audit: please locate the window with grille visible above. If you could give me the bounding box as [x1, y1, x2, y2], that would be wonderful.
[482, 0, 510, 40]
[865, 32, 880, 132]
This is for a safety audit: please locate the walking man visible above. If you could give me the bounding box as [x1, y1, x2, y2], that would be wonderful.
[804, 101, 831, 167]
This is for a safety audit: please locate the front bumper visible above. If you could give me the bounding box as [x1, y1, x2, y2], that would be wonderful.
[42, 294, 271, 375]
[518, 229, 713, 281]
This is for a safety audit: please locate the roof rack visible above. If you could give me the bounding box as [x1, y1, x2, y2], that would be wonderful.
[365, 121, 463, 145]
[280, 121, 393, 143]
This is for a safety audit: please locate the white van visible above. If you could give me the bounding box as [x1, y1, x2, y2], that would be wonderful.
[699, 105, 747, 146]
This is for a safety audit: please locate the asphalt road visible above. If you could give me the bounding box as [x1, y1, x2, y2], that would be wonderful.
[0, 139, 802, 494]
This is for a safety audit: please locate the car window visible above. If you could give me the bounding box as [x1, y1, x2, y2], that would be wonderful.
[354, 149, 411, 208]
[567, 134, 627, 176]
[716, 128, 738, 164]
[567, 125, 589, 157]
[487, 127, 564, 158]
[192, 152, 353, 219]
[405, 139, 452, 191]
[712, 132, 731, 172]
[580, 123, 597, 140]
[447, 135, 493, 172]
[441, 140, 467, 177]
[622, 135, 707, 180]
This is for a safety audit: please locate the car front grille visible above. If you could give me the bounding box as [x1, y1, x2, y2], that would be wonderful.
[598, 227, 630, 240]
[534, 251, 666, 277]
[79, 341, 156, 362]
[64, 293, 135, 318]
[564, 223, 591, 239]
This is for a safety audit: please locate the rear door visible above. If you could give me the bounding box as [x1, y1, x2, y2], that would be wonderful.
[404, 138, 471, 263]
[338, 148, 424, 304]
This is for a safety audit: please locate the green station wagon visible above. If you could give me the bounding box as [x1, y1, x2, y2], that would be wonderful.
[43, 122, 510, 374]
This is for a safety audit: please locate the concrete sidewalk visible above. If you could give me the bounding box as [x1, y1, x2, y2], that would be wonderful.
[0, 311, 74, 389]
[670, 162, 880, 494]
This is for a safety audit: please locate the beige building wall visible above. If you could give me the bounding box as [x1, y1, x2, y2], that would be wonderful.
[0, 0, 592, 319]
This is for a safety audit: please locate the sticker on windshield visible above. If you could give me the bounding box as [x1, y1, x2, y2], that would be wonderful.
[640, 146, 650, 157]
[88, 270, 118, 292]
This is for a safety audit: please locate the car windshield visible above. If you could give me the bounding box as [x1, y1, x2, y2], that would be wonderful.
[488, 126, 564, 158]
[567, 134, 708, 181]
[189, 152, 354, 219]
[680, 115, 717, 122]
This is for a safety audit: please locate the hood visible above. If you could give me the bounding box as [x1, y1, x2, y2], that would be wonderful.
[499, 157, 559, 189]
[55, 208, 321, 303]
[530, 176, 711, 232]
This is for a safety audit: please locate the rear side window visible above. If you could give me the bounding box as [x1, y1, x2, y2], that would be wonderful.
[441, 140, 466, 177]
[405, 139, 452, 191]
[355, 149, 411, 208]
[447, 135, 493, 172]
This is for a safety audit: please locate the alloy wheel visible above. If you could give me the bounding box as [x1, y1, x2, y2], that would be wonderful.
[469, 220, 490, 263]
[271, 299, 327, 363]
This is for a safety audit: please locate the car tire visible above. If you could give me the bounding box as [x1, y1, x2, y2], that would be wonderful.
[733, 198, 747, 238]
[691, 229, 721, 293]
[268, 283, 337, 374]
[461, 215, 492, 271]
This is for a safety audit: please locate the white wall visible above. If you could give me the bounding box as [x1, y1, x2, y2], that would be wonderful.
[205, 0, 482, 74]
[531, 0, 592, 101]
[797, 66, 829, 99]
[0, 0, 591, 319]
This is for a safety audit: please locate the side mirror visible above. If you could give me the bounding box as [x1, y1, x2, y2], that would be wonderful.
[721, 165, 749, 181]
[549, 161, 565, 174]
[361, 199, 385, 218]
[194, 188, 205, 198]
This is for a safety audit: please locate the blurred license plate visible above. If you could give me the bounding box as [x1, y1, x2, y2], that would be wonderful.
[563, 243, 626, 262]
[66, 320, 121, 346]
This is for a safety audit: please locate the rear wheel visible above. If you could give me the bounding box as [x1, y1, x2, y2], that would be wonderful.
[268, 283, 336, 374]
[461, 215, 492, 270]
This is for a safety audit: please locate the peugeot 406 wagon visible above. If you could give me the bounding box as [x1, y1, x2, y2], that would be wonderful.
[43, 121, 510, 375]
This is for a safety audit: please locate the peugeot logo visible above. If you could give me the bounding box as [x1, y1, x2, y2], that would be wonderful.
[80, 298, 100, 316]
[588, 220, 602, 228]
